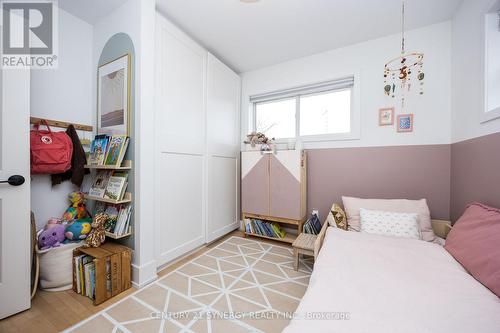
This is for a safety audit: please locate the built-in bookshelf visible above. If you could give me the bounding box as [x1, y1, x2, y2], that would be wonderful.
[83, 135, 133, 239]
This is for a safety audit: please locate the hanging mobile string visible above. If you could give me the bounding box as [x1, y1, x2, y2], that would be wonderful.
[383, 1, 424, 105]
[401, 1, 405, 55]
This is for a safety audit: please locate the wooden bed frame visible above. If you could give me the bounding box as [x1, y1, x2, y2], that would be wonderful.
[314, 219, 452, 257]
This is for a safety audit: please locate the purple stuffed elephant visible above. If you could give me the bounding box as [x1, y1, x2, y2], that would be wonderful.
[38, 224, 66, 250]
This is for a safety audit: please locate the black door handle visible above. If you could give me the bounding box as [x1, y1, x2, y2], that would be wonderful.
[0, 175, 25, 186]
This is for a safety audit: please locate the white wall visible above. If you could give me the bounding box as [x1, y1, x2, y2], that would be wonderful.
[30, 9, 93, 230]
[241, 21, 452, 149]
[451, 0, 500, 142]
[93, 0, 157, 287]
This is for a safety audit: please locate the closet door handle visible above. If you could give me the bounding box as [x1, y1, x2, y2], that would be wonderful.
[0, 175, 25, 186]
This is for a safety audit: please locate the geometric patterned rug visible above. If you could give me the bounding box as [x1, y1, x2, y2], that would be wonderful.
[64, 236, 313, 333]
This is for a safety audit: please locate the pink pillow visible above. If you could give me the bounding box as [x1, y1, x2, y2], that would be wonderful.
[342, 196, 435, 242]
[445, 203, 500, 297]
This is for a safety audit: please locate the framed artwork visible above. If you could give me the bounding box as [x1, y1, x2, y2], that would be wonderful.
[378, 107, 395, 126]
[97, 54, 131, 136]
[397, 114, 414, 133]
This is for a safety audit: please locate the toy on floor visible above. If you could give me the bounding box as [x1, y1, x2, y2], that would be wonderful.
[84, 213, 107, 248]
[62, 192, 88, 222]
[65, 217, 92, 241]
[45, 217, 64, 229]
[38, 224, 66, 250]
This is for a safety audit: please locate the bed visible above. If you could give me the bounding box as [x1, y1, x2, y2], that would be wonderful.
[283, 225, 500, 333]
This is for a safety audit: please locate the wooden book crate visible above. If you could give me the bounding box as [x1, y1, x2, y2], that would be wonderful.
[72, 242, 132, 305]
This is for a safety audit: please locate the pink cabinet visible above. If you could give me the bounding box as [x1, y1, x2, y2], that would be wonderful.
[241, 150, 306, 221]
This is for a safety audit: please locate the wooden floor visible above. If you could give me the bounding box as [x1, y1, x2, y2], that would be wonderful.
[0, 230, 291, 333]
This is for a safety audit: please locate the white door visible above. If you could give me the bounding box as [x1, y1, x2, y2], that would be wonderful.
[154, 13, 207, 266]
[206, 54, 240, 242]
[0, 68, 31, 318]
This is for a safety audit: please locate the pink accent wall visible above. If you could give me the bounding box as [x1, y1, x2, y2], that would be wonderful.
[306, 145, 452, 222]
[450, 132, 500, 221]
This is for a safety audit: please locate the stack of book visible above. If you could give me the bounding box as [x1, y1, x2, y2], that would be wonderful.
[88, 135, 129, 167]
[74, 255, 97, 300]
[94, 203, 133, 236]
[303, 212, 322, 235]
[244, 219, 286, 239]
[87, 170, 128, 201]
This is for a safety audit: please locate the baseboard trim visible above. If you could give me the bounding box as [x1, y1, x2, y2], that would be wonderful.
[206, 222, 240, 243]
[131, 259, 158, 288]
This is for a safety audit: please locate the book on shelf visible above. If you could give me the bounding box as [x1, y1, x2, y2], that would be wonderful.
[88, 170, 113, 198]
[95, 203, 132, 236]
[104, 175, 128, 201]
[117, 137, 129, 166]
[74, 254, 97, 300]
[245, 219, 285, 239]
[303, 211, 321, 235]
[80, 174, 93, 194]
[74, 255, 94, 297]
[103, 205, 120, 232]
[271, 223, 286, 238]
[115, 205, 132, 236]
[88, 135, 110, 165]
[87, 135, 130, 167]
[104, 135, 128, 166]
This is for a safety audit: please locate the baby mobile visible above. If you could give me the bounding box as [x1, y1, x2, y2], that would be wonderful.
[383, 1, 424, 110]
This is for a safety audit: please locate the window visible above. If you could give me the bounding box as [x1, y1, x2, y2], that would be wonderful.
[483, 9, 500, 122]
[255, 98, 296, 139]
[299, 89, 351, 136]
[251, 77, 356, 141]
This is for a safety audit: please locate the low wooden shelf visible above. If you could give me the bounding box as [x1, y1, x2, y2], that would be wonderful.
[84, 192, 132, 204]
[292, 233, 317, 271]
[73, 242, 131, 305]
[242, 212, 305, 245]
[244, 232, 297, 244]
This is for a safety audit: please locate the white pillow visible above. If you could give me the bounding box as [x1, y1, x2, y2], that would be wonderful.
[360, 208, 422, 240]
[342, 196, 435, 242]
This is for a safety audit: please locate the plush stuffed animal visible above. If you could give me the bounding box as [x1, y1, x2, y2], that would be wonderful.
[244, 132, 273, 147]
[62, 192, 88, 222]
[84, 213, 107, 248]
[65, 217, 92, 241]
[38, 224, 66, 250]
[45, 217, 64, 229]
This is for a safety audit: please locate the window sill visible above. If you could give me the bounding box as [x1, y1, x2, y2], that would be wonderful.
[481, 107, 500, 124]
[300, 133, 360, 142]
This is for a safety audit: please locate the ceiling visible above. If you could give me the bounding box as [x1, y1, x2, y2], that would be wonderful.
[157, 0, 463, 73]
[59, 0, 127, 24]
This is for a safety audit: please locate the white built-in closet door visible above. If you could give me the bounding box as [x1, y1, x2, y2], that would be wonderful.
[206, 54, 240, 242]
[155, 14, 207, 266]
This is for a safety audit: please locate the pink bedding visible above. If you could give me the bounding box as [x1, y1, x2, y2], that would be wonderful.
[282, 228, 500, 333]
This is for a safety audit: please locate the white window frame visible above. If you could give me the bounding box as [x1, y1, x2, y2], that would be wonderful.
[250, 73, 360, 144]
[482, 10, 500, 123]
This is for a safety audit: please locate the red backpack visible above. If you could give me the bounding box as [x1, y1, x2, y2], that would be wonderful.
[30, 120, 73, 174]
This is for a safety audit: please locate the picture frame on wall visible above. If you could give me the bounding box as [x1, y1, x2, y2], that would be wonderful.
[97, 54, 131, 136]
[397, 114, 414, 133]
[378, 107, 395, 126]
